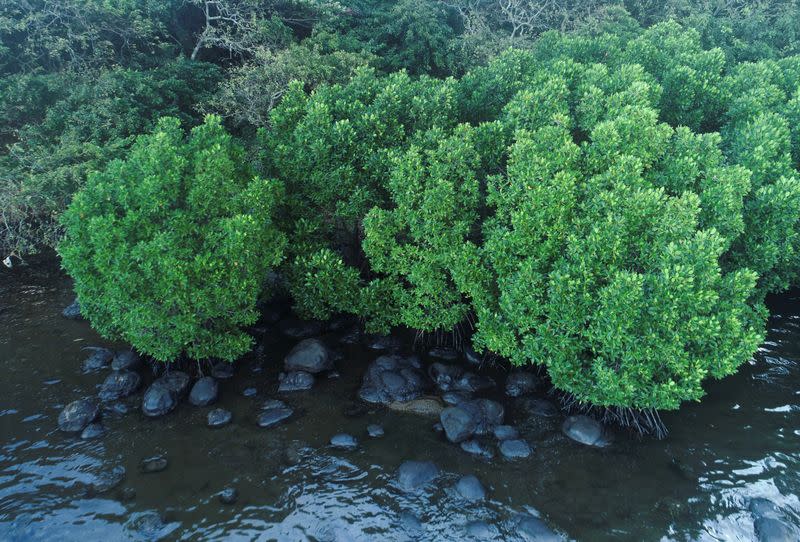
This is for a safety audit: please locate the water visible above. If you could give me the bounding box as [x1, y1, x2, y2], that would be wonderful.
[1, 260, 798, 541]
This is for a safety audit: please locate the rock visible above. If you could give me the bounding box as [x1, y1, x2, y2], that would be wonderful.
[284, 338, 333, 373]
[363, 334, 402, 351]
[460, 439, 495, 459]
[464, 520, 498, 539]
[441, 405, 478, 443]
[754, 517, 795, 542]
[330, 433, 358, 450]
[62, 298, 83, 320]
[98, 370, 141, 401]
[388, 396, 444, 417]
[160, 371, 191, 398]
[91, 466, 126, 494]
[499, 439, 532, 459]
[750, 498, 781, 518]
[358, 354, 428, 404]
[126, 511, 166, 539]
[139, 454, 168, 473]
[211, 362, 235, 379]
[367, 424, 384, 438]
[338, 326, 361, 344]
[399, 511, 423, 535]
[463, 346, 482, 366]
[470, 399, 505, 435]
[81, 422, 106, 439]
[279, 318, 326, 339]
[82, 348, 114, 371]
[505, 370, 538, 397]
[518, 398, 559, 418]
[493, 425, 519, 441]
[58, 398, 99, 432]
[343, 402, 368, 418]
[207, 408, 232, 428]
[278, 370, 315, 392]
[242, 387, 257, 397]
[442, 391, 471, 405]
[262, 399, 288, 410]
[455, 475, 486, 501]
[189, 377, 218, 406]
[433, 422, 443, 433]
[454, 372, 496, 393]
[219, 487, 238, 505]
[118, 487, 137, 502]
[111, 350, 140, 371]
[429, 362, 463, 392]
[258, 405, 294, 428]
[428, 346, 459, 361]
[515, 515, 561, 542]
[107, 402, 130, 416]
[141, 382, 177, 417]
[562, 415, 611, 447]
[396, 460, 439, 491]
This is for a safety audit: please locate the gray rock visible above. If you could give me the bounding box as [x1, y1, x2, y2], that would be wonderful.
[358, 354, 428, 404]
[118, 487, 136, 501]
[219, 487, 238, 505]
[139, 454, 168, 473]
[493, 425, 519, 441]
[58, 398, 99, 432]
[242, 387, 257, 397]
[111, 350, 141, 371]
[505, 370, 538, 397]
[454, 372, 496, 393]
[98, 370, 141, 401]
[433, 422, 444, 433]
[750, 498, 781, 518]
[363, 333, 402, 351]
[470, 399, 505, 435]
[211, 361, 235, 379]
[82, 348, 114, 371]
[397, 460, 439, 491]
[258, 406, 294, 428]
[141, 382, 177, 417]
[62, 299, 83, 320]
[126, 511, 166, 539]
[160, 371, 190, 398]
[262, 399, 288, 410]
[455, 475, 486, 501]
[518, 398, 559, 418]
[338, 326, 362, 344]
[91, 466, 126, 494]
[189, 377, 218, 406]
[562, 415, 610, 447]
[207, 408, 232, 428]
[429, 362, 463, 392]
[460, 439, 495, 459]
[330, 433, 358, 450]
[499, 439, 532, 459]
[399, 511, 423, 534]
[463, 346, 482, 366]
[367, 424, 384, 438]
[279, 318, 326, 339]
[754, 517, 795, 542]
[515, 515, 561, 542]
[441, 405, 478, 443]
[442, 391, 471, 405]
[464, 520, 498, 539]
[80, 422, 106, 439]
[284, 338, 333, 373]
[428, 346, 459, 360]
[278, 370, 315, 392]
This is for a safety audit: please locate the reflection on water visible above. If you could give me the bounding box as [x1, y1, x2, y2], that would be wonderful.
[0, 261, 798, 541]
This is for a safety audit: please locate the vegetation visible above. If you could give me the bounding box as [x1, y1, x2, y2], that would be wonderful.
[3, 1, 800, 424]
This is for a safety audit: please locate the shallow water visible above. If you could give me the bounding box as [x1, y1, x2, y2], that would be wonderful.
[0, 261, 798, 541]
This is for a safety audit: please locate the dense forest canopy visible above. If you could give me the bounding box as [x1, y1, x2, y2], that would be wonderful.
[3, 0, 800, 425]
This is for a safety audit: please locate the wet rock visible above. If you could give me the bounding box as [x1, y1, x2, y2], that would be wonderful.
[493, 425, 519, 441]
[363, 333, 402, 351]
[463, 346, 482, 366]
[219, 487, 238, 505]
[160, 371, 191, 398]
[499, 439, 532, 459]
[278, 370, 315, 392]
[505, 370, 538, 397]
[429, 362, 463, 392]
[207, 408, 232, 428]
[455, 372, 496, 394]
[258, 404, 294, 428]
[284, 338, 332, 373]
[91, 466, 126, 494]
[442, 391, 471, 405]
[107, 402, 130, 416]
[262, 398, 288, 410]
[750, 498, 781, 518]
[433, 422, 444, 433]
[358, 354, 428, 404]
[81, 422, 106, 439]
[464, 520, 498, 539]
[455, 475, 486, 501]
[58, 398, 99, 432]
[367, 424, 384, 438]
[396, 460, 439, 491]
[211, 361, 235, 380]
[62, 298, 83, 320]
[460, 439, 495, 459]
[330, 433, 358, 450]
[441, 405, 478, 443]
[111, 350, 140, 371]
[754, 516, 795, 542]
[82, 348, 114, 371]
[338, 326, 361, 344]
[139, 454, 168, 473]
[399, 511, 423, 535]
[126, 511, 166, 539]
[388, 396, 444, 417]
[242, 387, 257, 397]
[141, 382, 177, 417]
[279, 318, 326, 339]
[515, 514, 561, 542]
[518, 398, 559, 418]
[562, 415, 611, 447]
[428, 346, 459, 361]
[98, 370, 141, 401]
[189, 377, 218, 406]
[471, 399, 505, 435]
[118, 487, 136, 502]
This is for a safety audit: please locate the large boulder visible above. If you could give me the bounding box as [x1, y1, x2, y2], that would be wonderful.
[284, 339, 332, 374]
[58, 398, 99, 432]
[189, 377, 218, 406]
[98, 370, 141, 401]
[562, 415, 611, 447]
[440, 399, 504, 443]
[358, 354, 428, 404]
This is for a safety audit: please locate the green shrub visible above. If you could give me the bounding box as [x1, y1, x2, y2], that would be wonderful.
[59, 116, 285, 362]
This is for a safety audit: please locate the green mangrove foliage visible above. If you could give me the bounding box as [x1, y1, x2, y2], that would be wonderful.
[59, 116, 285, 362]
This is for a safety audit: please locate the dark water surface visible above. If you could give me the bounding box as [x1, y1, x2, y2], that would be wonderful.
[1, 262, 798, 541]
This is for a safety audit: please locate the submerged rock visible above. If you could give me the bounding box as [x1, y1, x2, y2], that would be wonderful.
[505, 370, 539, 397]
[429, 362, 463, 392]
[514, 514, 561, 542]
[499, 439, 532, 459]
[111, 350, 141, 371]
[98, 370, 141, 401]
[219, 487, 238, 505]
[91, 466, 126, 494]
[428, 346, 459, 361]
[80, 422, 106, 439]
[82, 348, 114, 371]
[363, 333, 402, 351]
[455, 475, 486, 501]
[441, 399, 504, 443]
[211, 362, 235, 380]
[464, 520, 498, 539]
[258, 404, 294, 428]
[754, 516, 795, 542]
[141, 382, 177, 417]
[396, 460, 439, 491]
[367, 424, 384, 438]
[139, 454, 168, 474]
[387, 396, 444, 417]
[58, 398, 99, 432]
[242, 387, 257, 397]
[160, 371, 191, 398]
[463, 346, 482, 366]
[518, 398, 559, 418]
[330, 433, 358, 450]
[454, 372, 496, 393]
[207, 408, 232, 428]
[442, 391, 471, 406]
[62, 298, 83, 320]
[279, 318, 326, 339]
[284, 338, 332, 373]
[493, 425, 519, 441]
[460, 439, 495, 459]
[278, 370, 315, 392]
[358, 354, 428, 404]
[562, 415, 611, 447]
[189, 377, 218, 406]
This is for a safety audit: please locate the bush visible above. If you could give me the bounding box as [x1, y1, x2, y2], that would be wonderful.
[59, 116, 285, 362]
